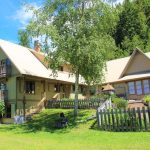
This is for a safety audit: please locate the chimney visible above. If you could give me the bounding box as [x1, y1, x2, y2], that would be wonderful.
[34, 40, 41, 52]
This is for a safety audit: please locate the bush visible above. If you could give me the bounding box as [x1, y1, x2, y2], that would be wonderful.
[113, 97, 127, 109]
[143, 94, 150, 103]
[61, 98, 74, 101]
[90, 93, 110, 100]
[0, 100, 5, 118]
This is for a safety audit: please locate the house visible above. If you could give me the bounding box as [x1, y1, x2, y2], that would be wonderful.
[1, 39, 150, 119]
[0, 39, 86, 118]
[101, 48, 150, 101]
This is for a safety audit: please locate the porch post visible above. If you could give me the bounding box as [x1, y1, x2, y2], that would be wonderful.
[23, 76, 26, 119]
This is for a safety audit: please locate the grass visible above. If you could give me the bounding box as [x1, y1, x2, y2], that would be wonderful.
[0, 109, 150, 150]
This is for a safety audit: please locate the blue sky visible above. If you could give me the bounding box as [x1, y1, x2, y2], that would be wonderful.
[0, 0, 43, 44]
[0, 0, 123, 44]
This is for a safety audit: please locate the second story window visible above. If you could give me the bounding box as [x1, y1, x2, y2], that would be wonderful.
[25, 81, 35, 94]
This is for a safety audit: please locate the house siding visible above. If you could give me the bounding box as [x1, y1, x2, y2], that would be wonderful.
[15, 78, 86, 116]
[113, 83, 128, 99]
[125, 52, 150, 76]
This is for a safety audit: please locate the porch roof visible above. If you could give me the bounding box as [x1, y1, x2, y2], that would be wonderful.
[117, 72, 150, 82]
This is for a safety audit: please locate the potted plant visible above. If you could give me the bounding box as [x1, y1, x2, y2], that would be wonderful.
[143, 95, 150, 107]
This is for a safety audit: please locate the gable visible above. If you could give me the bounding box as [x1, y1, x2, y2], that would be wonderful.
[120, 49, 150, 78]
[0, 48, 20, 76]
[0, 39, 85, 84]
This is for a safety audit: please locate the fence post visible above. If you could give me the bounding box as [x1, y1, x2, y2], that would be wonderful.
[119, 109, 123, 132]
[96, 109, 100, 128]
[107, 109, 111, 131]
[137, 107, 142, 131]
[142, 107, 147, 131]
[132, 108, 136, 131]
[124, 108, 128, 132]
[109, 96, 112, 108]
[103, 109, 107, 130]
[115, 108, 119, 132]
[111, 109, 115, 131]
[148, 107, 150, 124]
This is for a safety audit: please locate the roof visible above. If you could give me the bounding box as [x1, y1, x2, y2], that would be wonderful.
[105, 49, 150, 83]
[118, 72, 150, 82]
[105, 57, 129, 83]
[30, 49, 48, 68]
[0, 39, 85, 84]
[119, 48, 150, 78]
[0, 39, 150, 85]
[102, 84, 114, 91]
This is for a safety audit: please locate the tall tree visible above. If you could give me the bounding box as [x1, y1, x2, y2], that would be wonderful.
[114, 0, 150, 56]
[18, 29, 31, 48]
[26, 0, 118, 116]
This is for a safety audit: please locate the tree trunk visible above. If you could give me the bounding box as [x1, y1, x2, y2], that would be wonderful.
[74, 69, 79, 117]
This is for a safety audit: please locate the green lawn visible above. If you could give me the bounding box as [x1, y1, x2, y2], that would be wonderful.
[0, 109, 150, 150]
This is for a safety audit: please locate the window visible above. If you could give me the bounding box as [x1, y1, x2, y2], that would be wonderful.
[135, 81, 142, 95]
[54, 84, 61, 92]
[72, 85, 75, 93]
[60, 66, 63, 71]
[128, 82, 135, 94]
[143, 80, 150, 94]
[80, 85, 84, 93]
[58, 66, 63, 71]
[25, 81, 35, 94]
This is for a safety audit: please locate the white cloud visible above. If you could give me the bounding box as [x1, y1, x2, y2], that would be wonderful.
[13, 3, 39, 28]
[103, 0, 124, 5]
[115, 0, 124, 4]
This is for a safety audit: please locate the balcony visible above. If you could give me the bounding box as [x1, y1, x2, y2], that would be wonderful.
[0, 59, 11, 78]
[0, 90, 8, 101]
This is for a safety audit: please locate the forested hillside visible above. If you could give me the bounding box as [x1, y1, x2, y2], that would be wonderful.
[19, 0, 150, 60]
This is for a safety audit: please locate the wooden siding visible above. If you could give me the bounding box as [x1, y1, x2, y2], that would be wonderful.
[125, 52, 150, 76]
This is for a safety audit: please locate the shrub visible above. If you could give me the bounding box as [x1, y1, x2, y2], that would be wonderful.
[61, 98, 74, 101]
[90, 93, 109, 100]
[0, 100, 5, 118]
[113, 97, 127, 109]
[143, 94, 150, 103]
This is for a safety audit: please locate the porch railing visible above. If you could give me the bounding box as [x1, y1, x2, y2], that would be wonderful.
[47, 98, 105, 109]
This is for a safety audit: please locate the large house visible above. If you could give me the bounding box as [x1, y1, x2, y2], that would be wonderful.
[0, 39, 86, 118]
[0, 39, 150, 119]
[103, 48, 150, 100]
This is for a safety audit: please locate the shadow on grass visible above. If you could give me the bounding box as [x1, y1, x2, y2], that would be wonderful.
[0, 109, 96, 134]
